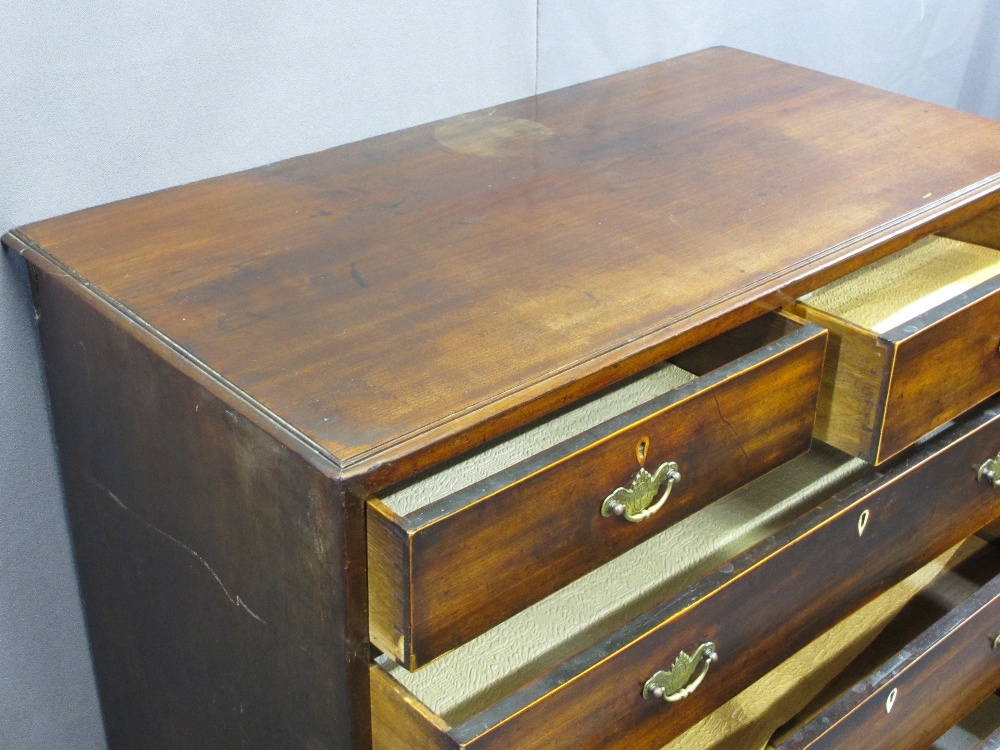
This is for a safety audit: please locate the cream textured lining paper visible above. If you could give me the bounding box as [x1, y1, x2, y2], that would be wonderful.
[381, 363, 696, 515]
[662, 538, 981, 750]
[385, 447, 868, 723]
[800, 235, 1000, 333]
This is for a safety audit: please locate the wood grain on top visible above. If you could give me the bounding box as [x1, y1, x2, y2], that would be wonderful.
[12, 47, 1000, 487]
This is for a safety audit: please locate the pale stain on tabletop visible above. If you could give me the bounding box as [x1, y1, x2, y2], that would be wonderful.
[435, 113, 553, 157]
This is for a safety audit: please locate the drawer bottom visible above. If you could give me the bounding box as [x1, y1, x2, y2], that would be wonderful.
[772, 536, 1000, 749]
[657, 539, 994, 750]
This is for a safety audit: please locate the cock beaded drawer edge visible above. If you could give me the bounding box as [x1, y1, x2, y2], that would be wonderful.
[7, 46, 1000, 749]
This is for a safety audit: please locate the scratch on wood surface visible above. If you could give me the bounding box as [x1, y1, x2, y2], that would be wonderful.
[712, 390, 750, 469]
[87, 475, 267, 625]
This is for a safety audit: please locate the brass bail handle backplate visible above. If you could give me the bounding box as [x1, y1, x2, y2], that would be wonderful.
[643, 642, 718, 702]
[602, 461, 681, 523]
[979, 451, 1000, 488]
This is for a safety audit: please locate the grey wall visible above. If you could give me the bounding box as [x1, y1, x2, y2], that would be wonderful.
[538, 0, 1000, 117]
[2, 2, 999, 748]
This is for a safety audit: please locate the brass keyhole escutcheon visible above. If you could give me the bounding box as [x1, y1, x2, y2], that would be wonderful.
[636, 437, 650, 466]
[857, 509, 870, 537]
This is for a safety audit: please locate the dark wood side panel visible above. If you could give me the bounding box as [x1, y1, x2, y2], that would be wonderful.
[446, 400, 1000, 750]
[791, 303, 890, 462]
[777, 570, 1000, 750]
[30, 262, 370, 749]
[879, 274, 1000, 462]
[389, 322, 825, 667]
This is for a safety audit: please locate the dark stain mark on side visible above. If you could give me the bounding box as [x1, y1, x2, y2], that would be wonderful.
[350, 262, 369, 289]
[219, 310, 267, 333]
[553, 283, 599, 305]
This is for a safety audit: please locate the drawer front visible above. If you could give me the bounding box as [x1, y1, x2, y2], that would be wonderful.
[369, 314, 826, 667]
[372, 400, 1000, 749]
[879, 276, 1000, 462]
[777, 564, 1000, 749]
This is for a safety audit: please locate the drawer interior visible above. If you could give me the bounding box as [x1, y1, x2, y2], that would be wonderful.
[768, 535, 1000, 750]
[381, 363, 696, 515]
[799, 235, 1000, 334]
[379, 446, 866, 725]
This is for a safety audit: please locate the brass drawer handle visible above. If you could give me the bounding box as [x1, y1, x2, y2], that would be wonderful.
[601, 461, 681, 523]
[643, 642, 718, 702]
[979, 451, 1000, 488]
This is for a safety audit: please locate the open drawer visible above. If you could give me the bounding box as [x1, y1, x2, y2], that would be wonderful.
[371, 400, 1000, 750]
[369, 312, 826, 667]
[794, 234, 1000, 465]
[772, 534, 1000, 750]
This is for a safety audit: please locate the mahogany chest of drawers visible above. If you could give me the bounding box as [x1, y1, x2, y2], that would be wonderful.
[7, 47, 1000, 749]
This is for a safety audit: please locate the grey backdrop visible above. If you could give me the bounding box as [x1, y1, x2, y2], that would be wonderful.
[2, 2, 999, 748]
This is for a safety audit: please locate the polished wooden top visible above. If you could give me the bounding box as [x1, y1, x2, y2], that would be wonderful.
[11, 47, 1000, 487]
